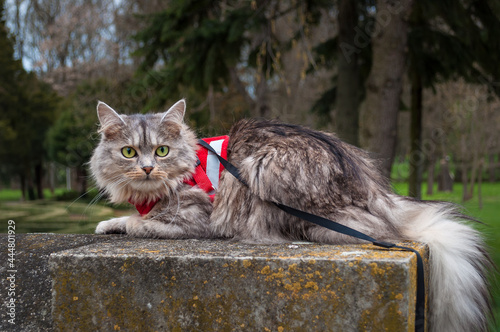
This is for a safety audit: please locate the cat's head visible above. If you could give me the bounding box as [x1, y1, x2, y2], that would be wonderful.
[90, 99, 198, 204]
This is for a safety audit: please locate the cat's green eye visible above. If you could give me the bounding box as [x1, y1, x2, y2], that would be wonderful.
[156, 146, 169, 157]
[121, 147, 137, 158]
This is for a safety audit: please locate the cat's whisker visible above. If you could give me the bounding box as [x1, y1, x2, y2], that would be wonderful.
[114, 179, 133, 193]
[104, 177, 135, 203]
[83, 188, 107, 216]
[65, 187, 100, 211]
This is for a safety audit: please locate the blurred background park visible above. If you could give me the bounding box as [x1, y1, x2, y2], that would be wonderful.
[0, 0, 499, 328]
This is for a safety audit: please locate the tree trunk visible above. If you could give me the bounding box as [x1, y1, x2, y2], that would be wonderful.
[461, 162, 470, 202]
[478, 158, 483, 210]
[334, 0, 360, 146]
[454, 167, 462, 187]
[25, 167, 36, 201]
[70, 167, 79, 193]
[66, 167, 72, 191]
[438, 157, 453, 192]
[48, 162, 55, 195]
[255, 78, 271, 118]
[361, 0, 414, 179]
[14, 0, 24, 59]
[467, 146, 480, 200]
[426, 158, 435, 196]
[408, 67, 423, 198]
[229, 67, 254, 109]
[19, 173, 26, 201]
[35, 162, 44, 199]
[208, 85, 216, 124]
[488, 154, 496, 182]
[467, 158, 478, 200]
[76, 167, 87, 195]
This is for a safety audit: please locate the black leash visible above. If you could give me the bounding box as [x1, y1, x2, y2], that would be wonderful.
[199, 139, 426, 331]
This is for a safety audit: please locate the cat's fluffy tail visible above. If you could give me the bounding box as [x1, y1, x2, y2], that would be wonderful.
[392, 196, 492, 332]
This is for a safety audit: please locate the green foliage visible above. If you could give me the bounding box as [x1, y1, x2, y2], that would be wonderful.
[47, 101, 96, 168]
[0, 188, 67, 201]
[133, 0, 324, 112]
[54, 189, 98, 202]
[0, 0, 25, 151]
[0, 73, 60, 171]
[407, 0, 500, 90]
[0, 0, 60, 191]
[47, 76, 152, 170]
[133, 0, 251, 109]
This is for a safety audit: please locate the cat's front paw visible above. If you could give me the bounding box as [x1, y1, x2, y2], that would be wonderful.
[95, 217, 128, 234]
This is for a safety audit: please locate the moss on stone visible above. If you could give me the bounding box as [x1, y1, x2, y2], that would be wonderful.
[49, 239, 428, 331]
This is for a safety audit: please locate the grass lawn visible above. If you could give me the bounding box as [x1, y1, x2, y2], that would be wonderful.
[0, 188, 66, 201]
[0, 189, 134, 233]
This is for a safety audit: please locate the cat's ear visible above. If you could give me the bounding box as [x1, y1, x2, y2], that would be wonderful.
[97, 101, 126, 138]
[97, 101, 125, 128]
[161, 99, 186, 124]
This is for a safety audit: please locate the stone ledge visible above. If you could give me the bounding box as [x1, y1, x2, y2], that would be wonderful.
[0, 234, 129, 332]
[49, 237, 428, 331]
[0, 234, 428, 331]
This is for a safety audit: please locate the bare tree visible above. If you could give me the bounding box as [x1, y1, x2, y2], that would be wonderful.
[7, 0, 168, 95]
[425, 79, 500, 203]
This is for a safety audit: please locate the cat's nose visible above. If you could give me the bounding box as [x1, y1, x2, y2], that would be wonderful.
[142, 166, 154, 175]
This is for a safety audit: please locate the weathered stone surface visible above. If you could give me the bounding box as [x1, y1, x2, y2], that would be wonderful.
[0, 233, 128, 332]
[49, 239, 428, 332]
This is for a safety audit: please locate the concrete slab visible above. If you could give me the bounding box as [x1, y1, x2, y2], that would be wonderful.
[49, 239, 428, 331]
[0, 233, 128, 332]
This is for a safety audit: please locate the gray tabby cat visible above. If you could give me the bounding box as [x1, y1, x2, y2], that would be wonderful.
[91, 99, 492, 332]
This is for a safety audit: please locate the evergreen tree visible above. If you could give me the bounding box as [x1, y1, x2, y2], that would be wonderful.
[0, 0, 60, 199]
[133, 0, 326, 120]
[0, 0, 28, 193]
[0, 0, 24, 147]
[133, 0, 254, 110]
[47, 78, 142, 195]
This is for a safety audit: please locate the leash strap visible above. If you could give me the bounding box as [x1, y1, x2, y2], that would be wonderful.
[198, 139, 426, 331]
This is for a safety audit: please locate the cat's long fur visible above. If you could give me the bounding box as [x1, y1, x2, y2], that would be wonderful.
[91, 99, 492, 332]
[91, 100, 212, 238]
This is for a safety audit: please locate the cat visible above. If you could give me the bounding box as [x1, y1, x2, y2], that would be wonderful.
[91, 99, 492, 332]
[91, 100, 213, 239]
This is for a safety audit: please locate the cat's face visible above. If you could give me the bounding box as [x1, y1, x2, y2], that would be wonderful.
[90, 100, 198, 204]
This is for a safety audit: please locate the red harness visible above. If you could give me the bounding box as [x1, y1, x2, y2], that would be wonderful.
[129, 198, 160, 217]
[130, 136, 229, 216]
[184, 136, 229, 201]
